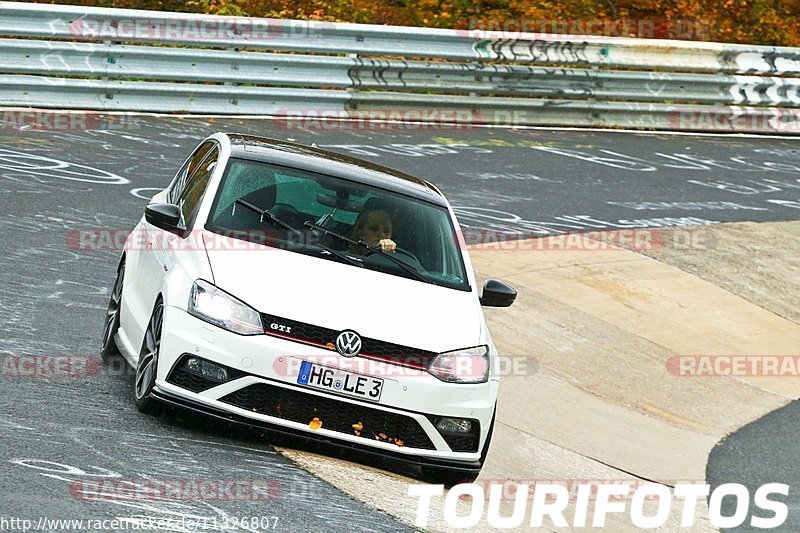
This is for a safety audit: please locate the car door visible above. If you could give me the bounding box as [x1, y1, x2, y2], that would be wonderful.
[121, 141, 218, 354]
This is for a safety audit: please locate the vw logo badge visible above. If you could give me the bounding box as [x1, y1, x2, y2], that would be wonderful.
[335, 330, 362, 357]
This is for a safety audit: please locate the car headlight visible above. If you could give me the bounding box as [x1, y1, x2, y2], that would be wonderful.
[188, 279, 263, 335]
[427, 345, 489, 383]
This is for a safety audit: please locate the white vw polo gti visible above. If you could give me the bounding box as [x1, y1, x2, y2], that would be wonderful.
[102, 133, 516, 484]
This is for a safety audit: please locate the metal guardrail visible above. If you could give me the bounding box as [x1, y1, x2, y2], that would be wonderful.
[1, 1, 800, 132]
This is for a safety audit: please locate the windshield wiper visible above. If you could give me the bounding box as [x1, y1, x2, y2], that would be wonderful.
[303, 221, 430, 284]
[236, 200, 364, 268]
[312, 239, 366, 269]
[235, 199, 303, 235]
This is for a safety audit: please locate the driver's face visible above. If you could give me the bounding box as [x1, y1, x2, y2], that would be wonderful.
[358, 211, 392, 246]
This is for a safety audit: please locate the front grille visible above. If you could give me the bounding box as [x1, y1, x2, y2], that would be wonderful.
[220, 383, 436, 450]
[441, 434, 479, 453]
[261, 313, 437, 369]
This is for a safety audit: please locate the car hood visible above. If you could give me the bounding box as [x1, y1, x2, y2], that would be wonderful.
[201, 232, 482, 352]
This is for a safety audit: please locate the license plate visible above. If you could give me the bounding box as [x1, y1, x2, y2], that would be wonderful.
[297, 360, 384, 402]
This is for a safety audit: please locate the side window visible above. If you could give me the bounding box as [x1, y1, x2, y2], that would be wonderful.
[178, 146, 219, 228]
[169, 141, 215, 204]
[168, 160, 190, 204]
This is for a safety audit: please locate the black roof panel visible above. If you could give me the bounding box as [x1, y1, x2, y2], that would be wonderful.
[226, 134, 446, 206]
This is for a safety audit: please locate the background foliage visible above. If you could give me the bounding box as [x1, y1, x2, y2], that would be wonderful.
[25, 0, 800, 46]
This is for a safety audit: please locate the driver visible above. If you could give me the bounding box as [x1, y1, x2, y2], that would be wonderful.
[350, 208, 396, 253]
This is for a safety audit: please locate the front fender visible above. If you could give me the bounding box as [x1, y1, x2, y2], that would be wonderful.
[161, 234, 214, 311]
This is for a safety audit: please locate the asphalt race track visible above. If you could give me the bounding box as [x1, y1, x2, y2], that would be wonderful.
[707, 402, 800, 533]
[2, 116, 800, 531]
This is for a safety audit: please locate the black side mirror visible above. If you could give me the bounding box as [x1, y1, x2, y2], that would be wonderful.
[145, 203, 184, 236]
[480, 279, 517, 307]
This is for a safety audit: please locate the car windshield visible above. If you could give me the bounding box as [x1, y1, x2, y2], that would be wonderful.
[205, 158, 470, 291]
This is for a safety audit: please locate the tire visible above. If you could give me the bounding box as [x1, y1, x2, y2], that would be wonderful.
[134, 299, 164, 415]
[421, 408, 496, 487]
[100, 256, 125, 359]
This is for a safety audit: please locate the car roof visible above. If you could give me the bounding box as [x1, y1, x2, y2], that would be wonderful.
[224, 134, 448, 207]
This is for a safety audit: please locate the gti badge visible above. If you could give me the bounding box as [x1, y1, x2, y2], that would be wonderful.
[335, 330, 362, 357]
[270, 323, 292, 334]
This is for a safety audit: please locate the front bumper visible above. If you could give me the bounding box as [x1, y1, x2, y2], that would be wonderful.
[154, 305, 497, 462]
[151, 388, 483, 475]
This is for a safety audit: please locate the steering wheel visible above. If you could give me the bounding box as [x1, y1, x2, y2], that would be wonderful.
[392, 246, 418, 261]
[364, 244, 418, 263]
